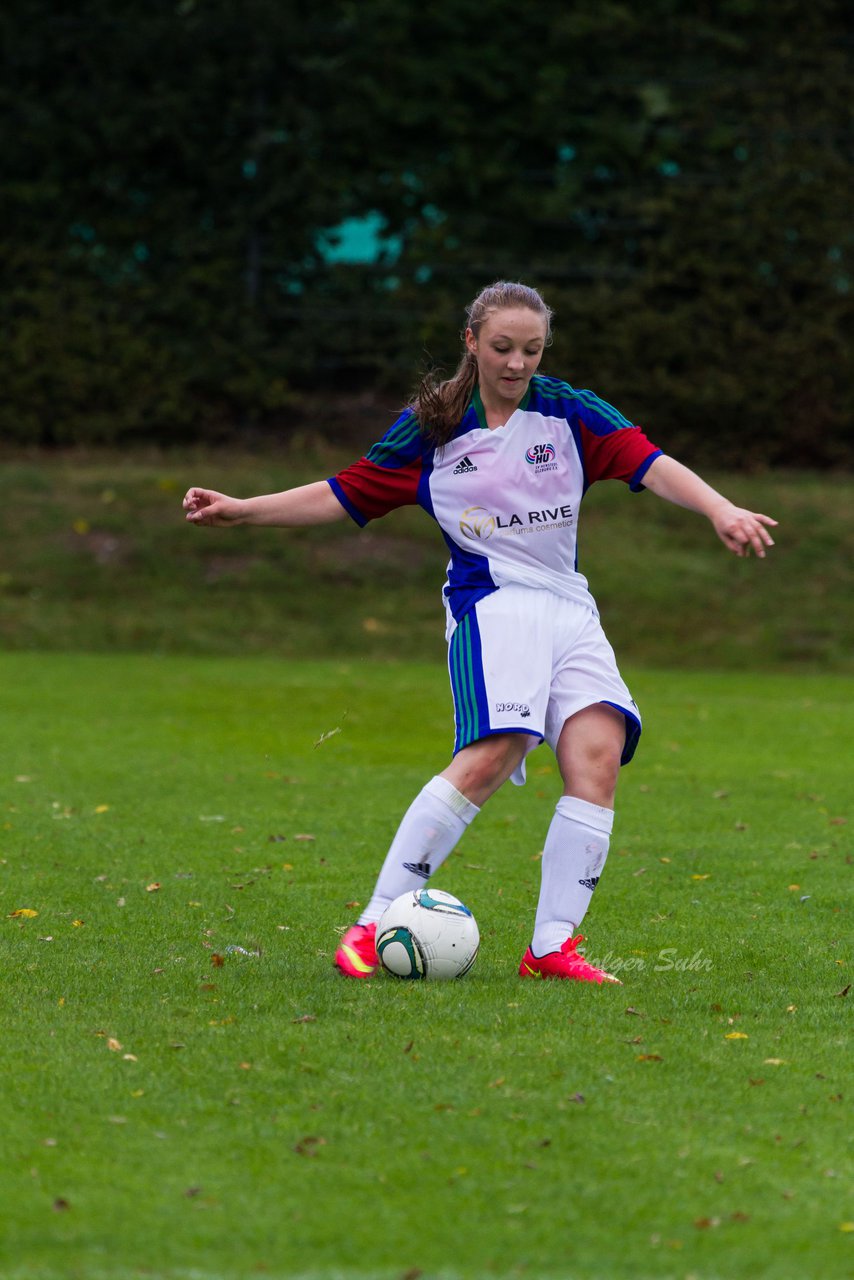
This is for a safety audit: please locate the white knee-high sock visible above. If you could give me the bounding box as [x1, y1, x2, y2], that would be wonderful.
[358, 776, 480, 925]
[531, 795, 614, 957]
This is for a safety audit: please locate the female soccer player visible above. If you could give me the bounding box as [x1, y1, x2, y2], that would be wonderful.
[184, 281, 777, 984]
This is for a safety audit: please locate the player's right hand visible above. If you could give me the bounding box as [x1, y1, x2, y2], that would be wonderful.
[182, 487, 246, 526]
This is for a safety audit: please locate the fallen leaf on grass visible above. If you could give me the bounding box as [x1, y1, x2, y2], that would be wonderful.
[694, 1217, 720, 1230]
[294, 1135, 326, 1157]
[725, 1032, 749, 1041]
[636, 1054, 663, 1062]
[52, 1198, 71, 1212]
[764, 1058, 788, 1066]
[293, 833, 316, 842]
[146, 883, 161, 893]
[8, 908, 38, 919]
[211, 954, 225, 968]
[291, 1014, 316, 1024]
[835, 984, 851, 998]
[107, 1038, 123, 1053]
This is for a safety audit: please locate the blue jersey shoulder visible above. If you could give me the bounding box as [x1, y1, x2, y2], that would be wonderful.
[365, 408, 426, 468]
[529, 375, 635, 435]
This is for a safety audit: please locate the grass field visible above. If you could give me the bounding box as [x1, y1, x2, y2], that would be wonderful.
[1, 447, 852, 672]
[1, 653, 851, 1280]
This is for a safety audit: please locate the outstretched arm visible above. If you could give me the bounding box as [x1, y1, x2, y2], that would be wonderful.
[183, 481, 347, 528]
[642, 455, 778, 558]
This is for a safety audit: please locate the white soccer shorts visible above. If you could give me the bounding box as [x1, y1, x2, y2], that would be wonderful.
[446, 583, 641, 783]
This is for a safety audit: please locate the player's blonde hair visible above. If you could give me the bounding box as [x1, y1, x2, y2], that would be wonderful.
[413, 281, 553, 444]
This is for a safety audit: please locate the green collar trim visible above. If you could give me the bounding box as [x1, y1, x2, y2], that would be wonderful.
[470, 383, 532, 430]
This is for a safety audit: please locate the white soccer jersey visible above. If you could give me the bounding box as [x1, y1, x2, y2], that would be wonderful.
[328, 375, 661, 622]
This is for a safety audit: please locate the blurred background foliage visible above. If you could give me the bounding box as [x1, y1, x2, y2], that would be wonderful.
[2, 0, 851, 465]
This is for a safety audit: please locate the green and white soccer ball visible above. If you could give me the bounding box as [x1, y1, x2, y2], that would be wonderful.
[376, 889, 480, 980]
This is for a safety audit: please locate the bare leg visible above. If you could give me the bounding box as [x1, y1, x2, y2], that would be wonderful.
[441, 732, 537, 807]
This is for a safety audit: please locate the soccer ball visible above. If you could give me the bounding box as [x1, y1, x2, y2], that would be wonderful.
[376, 889, 480, 980]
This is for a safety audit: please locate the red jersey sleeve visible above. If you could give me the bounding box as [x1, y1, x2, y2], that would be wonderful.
[580, 424, 661, 490]
[573, 391, 661, 490]
[327, 407, 425, 525]
[328, 456, 422, 526]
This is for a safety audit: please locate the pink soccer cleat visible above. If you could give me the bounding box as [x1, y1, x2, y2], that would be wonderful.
[519, 934, 622, 984]
[334, 923, 379, 979]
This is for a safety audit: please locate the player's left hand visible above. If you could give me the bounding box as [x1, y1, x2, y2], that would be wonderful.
[712, 504, 778, 558]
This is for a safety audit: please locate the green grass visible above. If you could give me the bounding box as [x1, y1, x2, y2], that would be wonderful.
[1, 446, 852, 671]
[1, 653, 851, 1280]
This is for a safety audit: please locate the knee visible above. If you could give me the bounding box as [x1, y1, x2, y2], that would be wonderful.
[585, 734, 623, 775]
[564, 739, 621, 808]
[588, 740, 622, 795]
[557, 707, 625, 806]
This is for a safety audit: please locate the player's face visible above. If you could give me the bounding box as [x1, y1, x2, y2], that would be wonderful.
[465, 307, 548, 411]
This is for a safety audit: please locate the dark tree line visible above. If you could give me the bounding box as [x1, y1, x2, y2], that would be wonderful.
[2, 0, 851, 465]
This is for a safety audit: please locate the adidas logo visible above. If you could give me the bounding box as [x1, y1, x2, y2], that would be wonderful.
[404, 861, 432, 880]
[453, 456, 478, 475]
[578, 876, 600, 891]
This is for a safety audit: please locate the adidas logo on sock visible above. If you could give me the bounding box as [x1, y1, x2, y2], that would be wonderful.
[452, 456, 478, 474]
[404, 861, 432, 880]
[578, 876, 600, 891]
